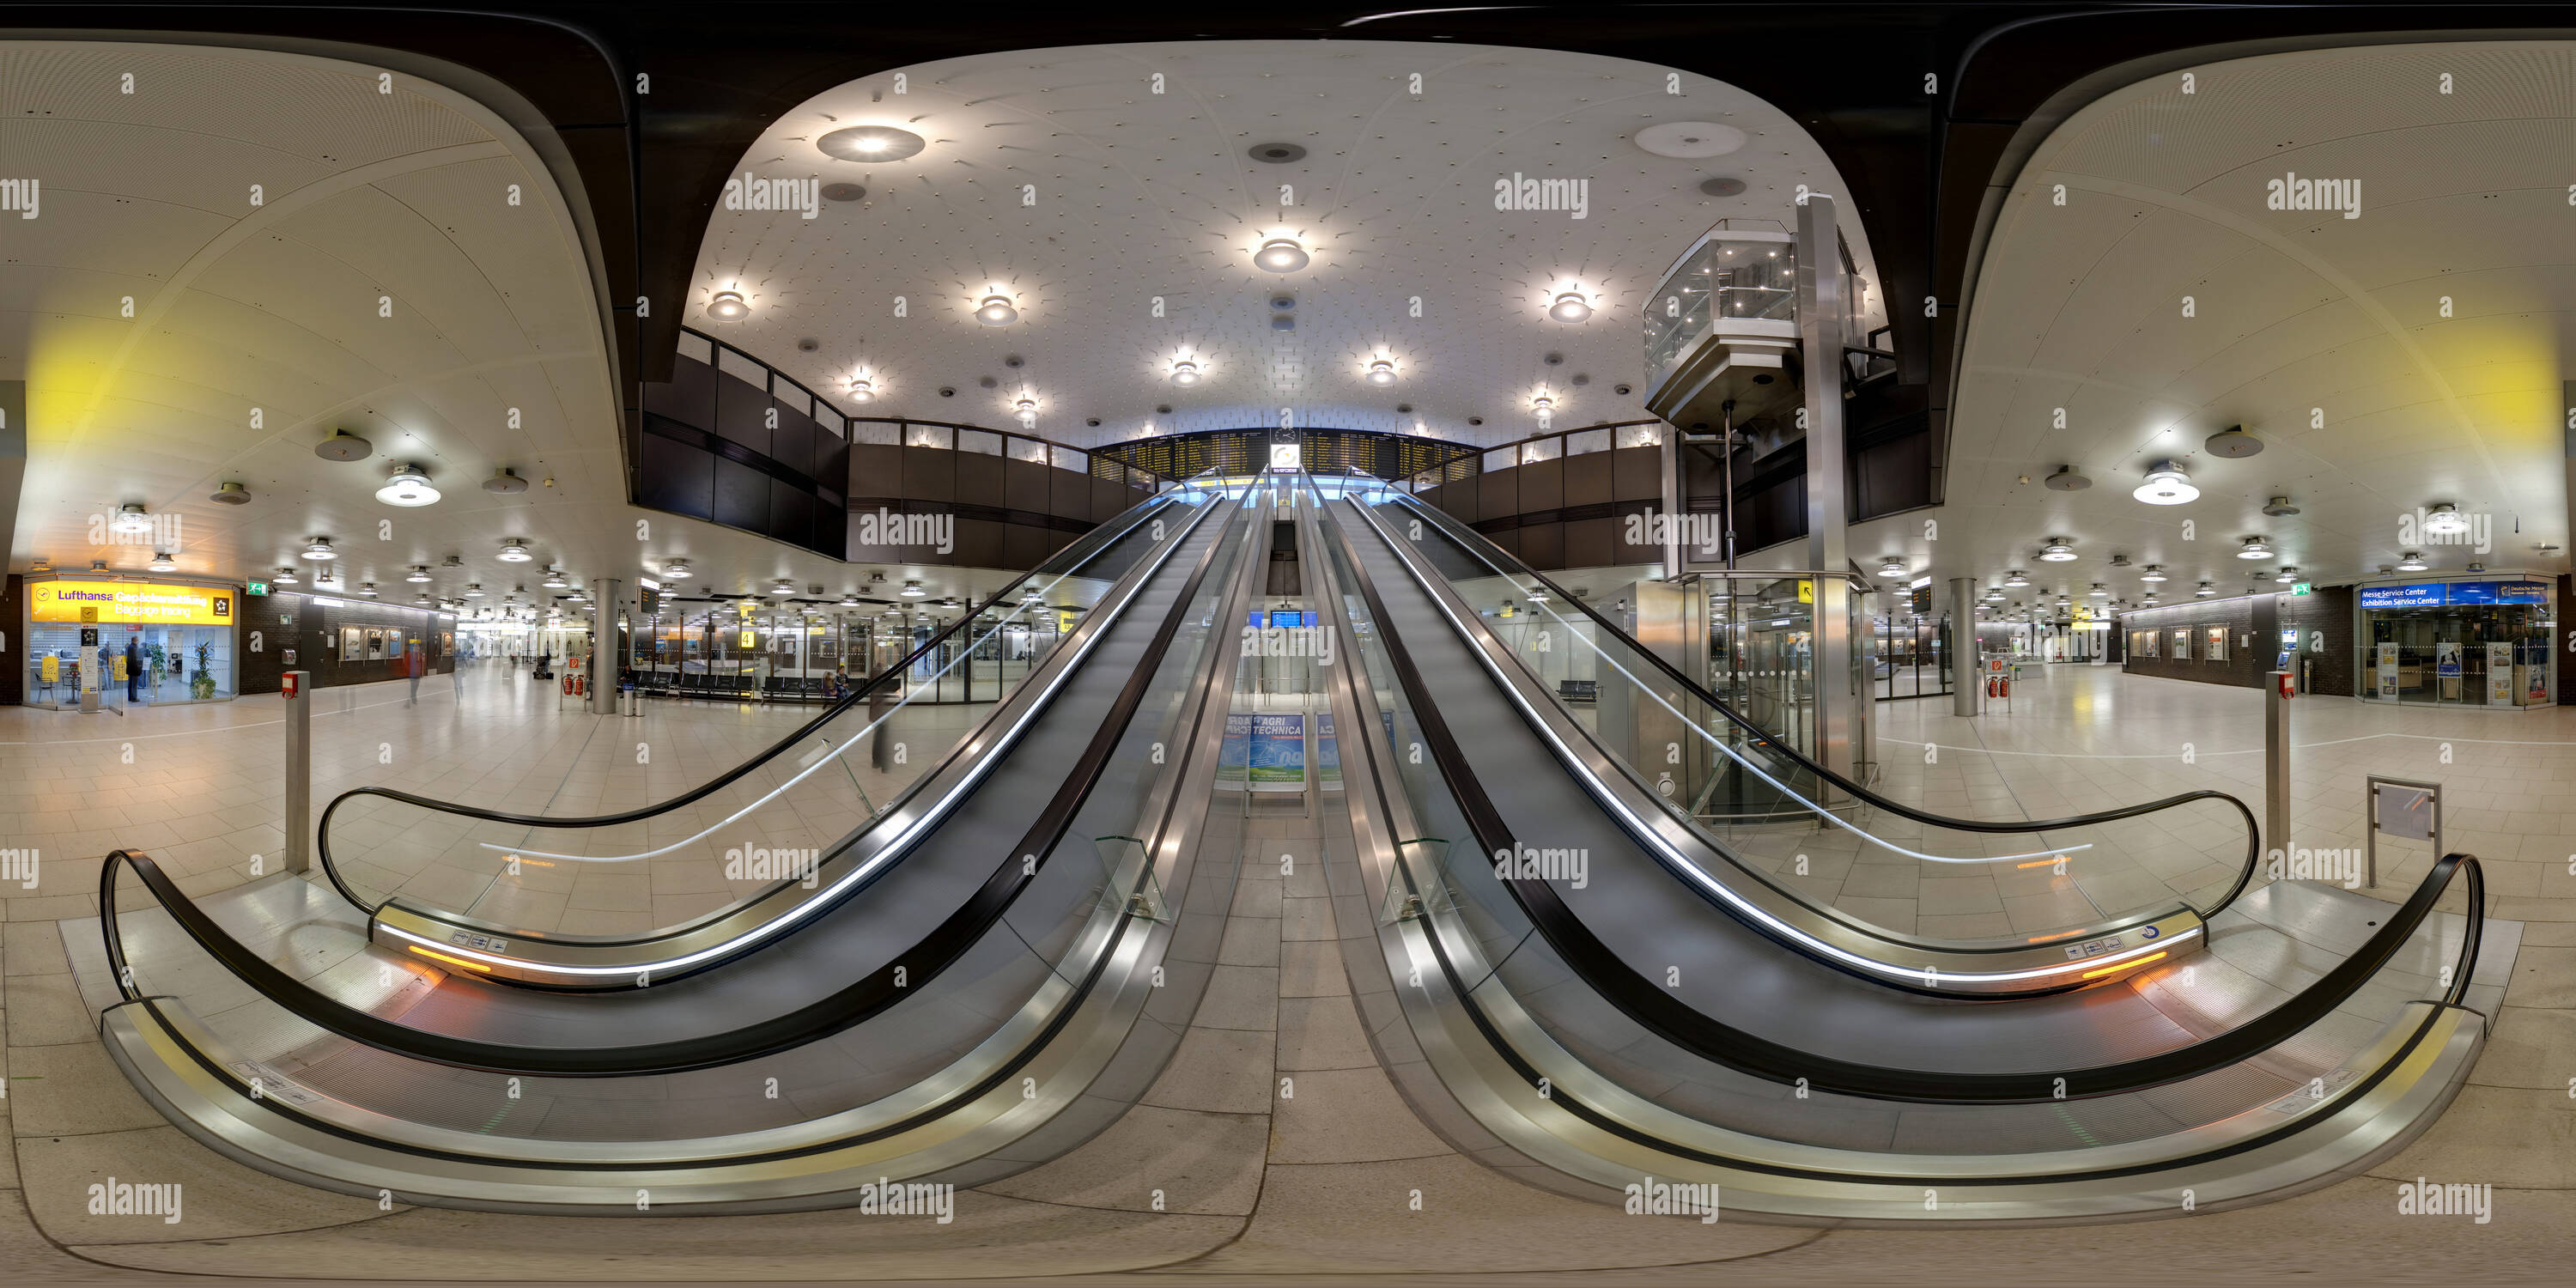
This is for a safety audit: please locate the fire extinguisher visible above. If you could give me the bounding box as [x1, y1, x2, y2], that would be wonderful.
[1999, 676, 2010, 698]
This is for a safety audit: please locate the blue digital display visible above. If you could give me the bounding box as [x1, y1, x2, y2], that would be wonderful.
[1269, 611, 1312, 628]
[2357, 584, 2443, 610]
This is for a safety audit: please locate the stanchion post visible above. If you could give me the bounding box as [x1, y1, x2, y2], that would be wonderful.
[2265, 670, 2293, 870]
[283, 670, 311, 875]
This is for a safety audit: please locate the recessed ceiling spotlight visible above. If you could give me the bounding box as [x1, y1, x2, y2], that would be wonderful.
[2037, 538, 2077, 562]
[1530, 393, 1555, 411]
[705, 290, 750, 322]
[2132, 462, 2198, 505]
[2003, 569, 2030, 586]
[2204, 425, 2265, 458]
[147, 550, 177, 572]
[1248, 142, 1308, 164]
[816, 125, 926, 162]
[975, 294, 1019, 325]
[2396, 551, 2427, 572]
[1255, 237, 1310, 273]
[1365, 359, 1398, 386]
[1170, 359, 1201, 386]
[376, 462, 440, 506]
[301, 537, 337, 561]
[1547, 291, 1594, 324]
[496, 539, 532, 562]
[111, 504, 153, 533]
[2421, 502, 2470, 535]
[2237, 537, 2275, 560]
[313, 429, 373, 461]
[2140, 565, 2167, 581]
[1633, 121, 1748, 159]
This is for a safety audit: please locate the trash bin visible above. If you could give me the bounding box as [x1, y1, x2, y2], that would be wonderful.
[622, 685, 642, 717]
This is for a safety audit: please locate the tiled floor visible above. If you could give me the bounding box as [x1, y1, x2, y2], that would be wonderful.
[0, 662, 2567, 1280]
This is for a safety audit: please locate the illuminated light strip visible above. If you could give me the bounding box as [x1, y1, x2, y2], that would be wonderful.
[2017, 857, 2068, 870]
[379, 495, 1237, 981]
[486, 498, 1206, 865]
[1339, 487, 2183, 987]
[2026, 927, 2087, 943]
[2083, 951, 2166, 980]
[406, 946, 490, 972]
[1366, 489, 2086, 866]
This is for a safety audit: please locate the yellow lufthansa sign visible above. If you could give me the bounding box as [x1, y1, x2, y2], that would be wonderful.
[29, 580, 234, 626]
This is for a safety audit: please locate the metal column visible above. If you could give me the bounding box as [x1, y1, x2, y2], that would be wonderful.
[1795, 191, 1855, 793]
[590, 577, 621, 714]
[1949, 578, 1980, 718]
[283, 670, 310, 874]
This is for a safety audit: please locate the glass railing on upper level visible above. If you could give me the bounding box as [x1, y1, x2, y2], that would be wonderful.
[1642, 225, 1799, 393]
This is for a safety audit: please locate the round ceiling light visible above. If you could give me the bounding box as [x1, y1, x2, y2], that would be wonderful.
[358, 582, 377, 597]
[147, 550, 177, 572]
[848, 376, 876, 402]
[482, 469, 530, 495]
[301, 538, 337, 561]
[770, 581, 795, 597]
[1698, 176, 1747, 197]
[313, 429, 374, 462]
[1530, 394, 1555, 411]
[111, 504, 153, 533]
[2003, 570, 2030, 586]
[376, 463, 440, 507]
[661, 561, 690, 579]
[2204, 426, 2265, 458]
[705, 290, 750, 322]
[975, 295, 1018, 325]
[1877, 559, 1905, 577]
[2196, 582, 2216, 597]
[2132, 462, 2197, 505]
[901, 580, 926, 598]
[1255, 237, 1309, 272]
[2421, 502, 2470, 535]
[464, 583, 485, 597]
[541, 568, 568, 588]
[274, 566, 300, 586]
[816, 125, 927, 162]
[2237, 537, 2275, 560]
[2088, 583, 2110, 597]
[406, 565, 431, 582]
[209, 481, 252, 506]
[1248, 142, 1308, 164]
[1547, 291, 1594, 324]
[496, 539, 532, 562]
[2397, 551, 2428, 572]
[2037, 538, 2077, 562]
[2140, 565, 2167, 581]
[1633, 121, 1748, 159]
[1365, 359, 1397, 386]
[2275, 566, 2299, 583]
[2043, 465, 2093, 492]
[1170, 360, 1201, 386]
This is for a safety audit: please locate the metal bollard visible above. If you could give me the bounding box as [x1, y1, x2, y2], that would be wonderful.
[283, 670, 311, 875]
[2264, 670, 2292, 870]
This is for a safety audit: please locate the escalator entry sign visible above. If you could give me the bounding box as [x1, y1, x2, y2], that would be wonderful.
[449, 931, 511, 954]
[2063, 934, 2123, 961]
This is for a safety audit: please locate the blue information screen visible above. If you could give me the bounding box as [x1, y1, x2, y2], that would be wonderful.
[2359, 581, 2550, 610]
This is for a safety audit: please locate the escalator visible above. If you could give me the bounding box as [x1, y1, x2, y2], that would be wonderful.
[1296, 471, 2502, 1220]
[85, 477, 1279, 1210]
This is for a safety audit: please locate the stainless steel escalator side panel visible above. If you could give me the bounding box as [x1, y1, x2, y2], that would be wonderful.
[94, 500, 1269, 1212]
[1304, 490, 2485, 1224]
[1338, 495, 2201, 995]
[369, 494, 1229, 987]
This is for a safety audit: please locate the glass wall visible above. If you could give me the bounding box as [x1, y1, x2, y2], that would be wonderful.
[22, 578, 238, 708]
[2357, 579, 2554, 707]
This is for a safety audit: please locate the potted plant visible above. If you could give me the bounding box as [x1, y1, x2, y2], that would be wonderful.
[190, 639, 216, 700]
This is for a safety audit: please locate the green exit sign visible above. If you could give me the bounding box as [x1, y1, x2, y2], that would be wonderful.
[247, 580, 268, 596]
[2289, 582, 2312, 596]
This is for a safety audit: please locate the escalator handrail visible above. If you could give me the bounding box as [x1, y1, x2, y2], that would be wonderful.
[98, 496, 1246, 1078]
[313, 487, 1202, 915]
[1357, 479, 2263, 920]
[1321, 499, 2489, 1103]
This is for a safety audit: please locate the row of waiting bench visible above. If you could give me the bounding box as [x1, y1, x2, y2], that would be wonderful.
[633, 671, 852, 703]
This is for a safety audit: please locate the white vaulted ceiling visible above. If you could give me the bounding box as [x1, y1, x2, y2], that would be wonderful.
[1881, 41, 2575, 610]
[690, 39, 1884, 450]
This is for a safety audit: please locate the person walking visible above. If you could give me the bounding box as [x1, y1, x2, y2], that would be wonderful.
[124, 635, 143, 703]
[405, 638, 425, 706]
